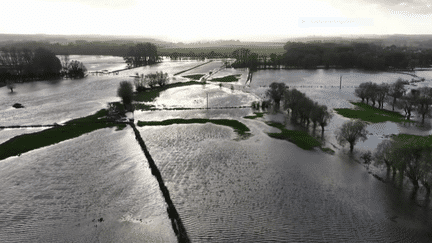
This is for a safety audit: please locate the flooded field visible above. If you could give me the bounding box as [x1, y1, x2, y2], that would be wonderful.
[0, 127, 175, 242]
[2, 56, 432, 242]
[138, 118, 432, 242]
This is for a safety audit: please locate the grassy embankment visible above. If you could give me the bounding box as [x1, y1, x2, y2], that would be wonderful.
[390, 133, 432, 146]
[137, 118, 251, 139]
[0, 109, 126, 160]
[334, 102, 410, 123]
[209, 75, 241, 82]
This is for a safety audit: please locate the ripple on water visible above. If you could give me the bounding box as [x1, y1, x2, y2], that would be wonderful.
[138, 123, 432, 242]
[0, 127, 175, 242]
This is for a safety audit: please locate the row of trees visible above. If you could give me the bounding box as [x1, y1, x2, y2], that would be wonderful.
[123, 43, 160, 68]
[374, 135, 432, 195]
[282, 42, 432, 70]
[354, 79, 432, 123]
[265, 82, 333, 134]
[0, 48, 88, 85]
[0, 47, 62, 81]
[356, 79, 409, 111]
[133, 71, 169, 91]
[0, 40, 148, 56]
[228, 42, 432, 71]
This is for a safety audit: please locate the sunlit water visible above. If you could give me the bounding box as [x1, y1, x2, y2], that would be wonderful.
[0, 127, 175, 242]
[63, 55, 127, 72]
[137, 120, 432, 242]
[2, 57, 432, 242]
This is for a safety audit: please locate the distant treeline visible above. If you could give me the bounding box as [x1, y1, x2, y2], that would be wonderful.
[229, 42, 432, 71]
[0, 40, 285, 58]
[0, 47, 62, 81]
[123, 43, 160, 68]
[281, 42, 432, 70]
[3, 40, 432, 72]
[0, 40, 138, 56]
[0, 42, 162, 82]
[0, 47, 90, 83]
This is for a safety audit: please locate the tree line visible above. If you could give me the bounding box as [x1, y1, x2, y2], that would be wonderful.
[282, 42, 432, 70]
[0, 40, 140, 56]
[374, 134, 432, 195]
[123, 43, 160, 68]
[354, 79, 432, 123]
[265, 82, 333, 134]
[0, 47, 88, 88]
[350, 79, 432, 195]
[228, 42, 432, 71]
[133, 71, 169, 91]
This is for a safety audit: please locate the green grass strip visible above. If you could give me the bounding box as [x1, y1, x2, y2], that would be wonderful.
[320, 147, 335, 154]
[173, 61, 213, 76]
[244, 112, 264, 119]
[0, 109, 124, 160]
[182, 74, 205, 80]
[265, 122, 321, 150]
[133, 81, 201, 103]
[137, 118, 250, 137]
[334, 102, 410, 123]
[209, 75, 241, 82]
[390, 133, 432, 148]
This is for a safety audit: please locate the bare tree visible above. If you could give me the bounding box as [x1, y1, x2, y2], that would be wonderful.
[374, 139, 397, 178]
[61, 54, 70, 76]
[317, 105, 333, 135]
[415, 87, 432, 124]
[266, 82, 286, 110]
[376, 83, 389, 109]
[354, 83, 367, 103]
[388, 78, 407, 111]
[335, 119, 368, 153]
[396, 92, 417, 120]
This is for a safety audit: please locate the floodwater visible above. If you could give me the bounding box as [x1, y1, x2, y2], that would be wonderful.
[0, 127, 175, 242]
[137, 119, 432, 242]
[2, 57, 432, 242]
[249, 68, 432, 153]
[64, 55, 127, 72]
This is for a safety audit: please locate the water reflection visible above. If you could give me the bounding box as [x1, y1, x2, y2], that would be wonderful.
[137, 121, 432, 242]
[2, 57, 432, 241]
[0, 127, 175, 242]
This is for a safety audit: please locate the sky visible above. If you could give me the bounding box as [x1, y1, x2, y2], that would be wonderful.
[1, 0, 432, 42]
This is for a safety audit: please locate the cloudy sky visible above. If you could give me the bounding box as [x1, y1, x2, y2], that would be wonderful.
[1, 0, 432, 42]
